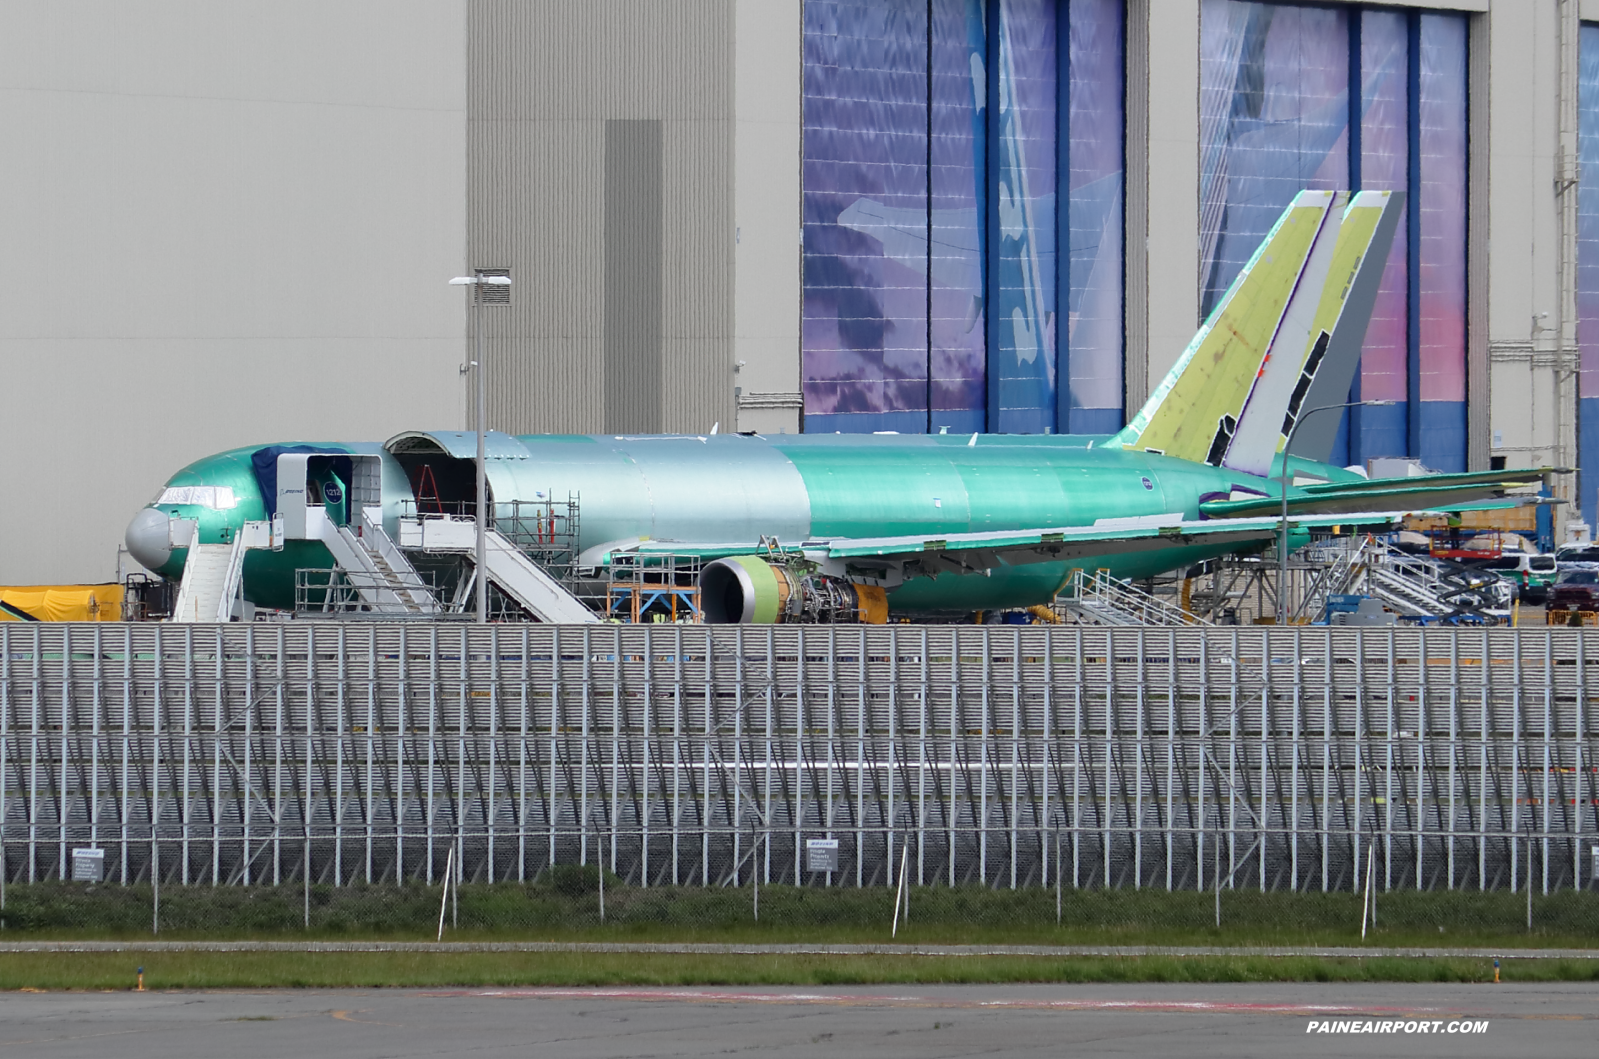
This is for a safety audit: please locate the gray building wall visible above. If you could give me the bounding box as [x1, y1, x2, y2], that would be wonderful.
[466, 0, 740, 437]
[0, 1, 468, 585]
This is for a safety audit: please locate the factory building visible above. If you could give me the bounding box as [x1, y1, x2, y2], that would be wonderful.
[0, 0, 1593, 584]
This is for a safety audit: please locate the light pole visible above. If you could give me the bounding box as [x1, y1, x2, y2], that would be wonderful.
[1276, 399, 1395, 623]
[450, 271, 512, 623]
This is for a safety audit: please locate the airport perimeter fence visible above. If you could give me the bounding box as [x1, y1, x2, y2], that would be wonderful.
[7, 622, 1599, 943]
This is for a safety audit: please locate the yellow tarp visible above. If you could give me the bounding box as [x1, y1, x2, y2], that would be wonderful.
[0, 585, 124, 622]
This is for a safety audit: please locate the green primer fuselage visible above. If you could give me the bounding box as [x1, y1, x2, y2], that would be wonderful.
[142, 432, 1354, 614]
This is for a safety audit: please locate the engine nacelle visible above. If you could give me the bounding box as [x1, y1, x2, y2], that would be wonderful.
[699, 555, 887, 624]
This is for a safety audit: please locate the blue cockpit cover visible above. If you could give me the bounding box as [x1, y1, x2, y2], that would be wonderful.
[251, 445, 352, 518]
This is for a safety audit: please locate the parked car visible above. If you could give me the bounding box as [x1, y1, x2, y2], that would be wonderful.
[1556, 543, 1599, 573]
[1478, 552, 1557, 604]
[1548, 569, 1599, 612]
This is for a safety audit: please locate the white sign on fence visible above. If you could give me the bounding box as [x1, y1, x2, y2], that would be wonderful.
[806, 838, 839, 873]
[71, 847, 104, 883]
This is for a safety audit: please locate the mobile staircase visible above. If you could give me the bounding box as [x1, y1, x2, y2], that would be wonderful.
[1300, 536, 1511, 624]
[1054, 569, 1212, 626]
[397, 514, 598, 624]
[314, 510, 440, 615]
[172, 520, 274, 623]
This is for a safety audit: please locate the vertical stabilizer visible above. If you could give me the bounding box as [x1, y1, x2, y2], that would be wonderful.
[1108, 190, 1403, 472]
[1282, 190, 1406, 462]
[1107, 191, 1334, 462]
[1221, 192, 1349, 475]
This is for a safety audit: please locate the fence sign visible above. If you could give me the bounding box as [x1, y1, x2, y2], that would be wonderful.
[806, 838, 839, 873]
[70, 848, 104, 883]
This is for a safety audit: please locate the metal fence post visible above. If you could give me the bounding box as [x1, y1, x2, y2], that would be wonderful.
[152, 827, 160, 936]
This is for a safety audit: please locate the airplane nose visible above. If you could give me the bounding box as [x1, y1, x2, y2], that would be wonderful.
[125, 507, 173, 573]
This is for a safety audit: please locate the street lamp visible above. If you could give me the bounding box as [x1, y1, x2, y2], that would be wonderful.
[450, 271, 513, 623]
[1276, 399, 1396, 623]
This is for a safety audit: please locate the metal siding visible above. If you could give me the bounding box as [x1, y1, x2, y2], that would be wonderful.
[1466, 11, 1490, 472]
[467, 1, 735, 437]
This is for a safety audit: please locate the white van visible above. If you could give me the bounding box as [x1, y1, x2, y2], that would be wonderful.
[1481, 552, 1557, 603]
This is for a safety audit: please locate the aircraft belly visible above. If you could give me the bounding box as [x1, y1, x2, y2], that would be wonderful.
[885, 538, 1265, 614]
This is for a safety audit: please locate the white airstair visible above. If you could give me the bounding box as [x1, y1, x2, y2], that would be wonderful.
[171, 521, 275, 623]
[398, 516, 599, 624]
[1054, 569, 1211, 626]
[312, 510, 438, 616]
[171, 543, 235, 623]
[1332, 537, 1511, 621]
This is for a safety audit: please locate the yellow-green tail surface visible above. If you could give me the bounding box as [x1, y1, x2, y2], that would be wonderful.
[1108, 190, 1403, 473]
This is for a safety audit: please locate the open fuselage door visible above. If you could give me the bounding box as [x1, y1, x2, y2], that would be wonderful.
[275, 451, 437, 614]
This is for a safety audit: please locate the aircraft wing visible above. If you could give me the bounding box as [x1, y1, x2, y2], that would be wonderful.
[1198, 467, 1560, 519]
[631, 508, 1457, 577]
[813, 511, 1396, 576]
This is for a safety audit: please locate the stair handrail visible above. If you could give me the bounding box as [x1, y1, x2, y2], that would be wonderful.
[1055, 569, 1210, 626]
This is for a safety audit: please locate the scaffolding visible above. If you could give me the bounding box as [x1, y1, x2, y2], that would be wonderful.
[602, 552, 702, 623]
[492, 496, 581, 589]
[4, 622, 1597, 895]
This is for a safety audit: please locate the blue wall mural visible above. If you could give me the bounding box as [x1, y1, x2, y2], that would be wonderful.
[1578, 23, 1599, 527]
[802, 0, 1125, 435]
[802, 0, 1468, 463]
[1199, 0, 1468, 472]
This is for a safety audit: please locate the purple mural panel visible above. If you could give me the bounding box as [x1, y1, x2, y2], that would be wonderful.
[1580, 25, 1599, 400]
[988, 0, 1059, 434]
[802, 0, 930, 431]
[928, 0, 986, 431]
[1577, 24, 1599, 525]
[1064, 0, 1125, 434]
[1199, 0, 1348, 317]
[1357, 11, 1408, 409]
[1417, 14, 1467, 407]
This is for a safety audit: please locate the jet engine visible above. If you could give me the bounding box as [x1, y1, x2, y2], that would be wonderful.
[699, 555, 887, 624]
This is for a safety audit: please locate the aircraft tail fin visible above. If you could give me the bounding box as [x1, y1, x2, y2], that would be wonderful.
[1107, 190, 1403, 473]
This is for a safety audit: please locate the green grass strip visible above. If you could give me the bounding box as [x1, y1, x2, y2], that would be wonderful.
[5, 950, 1599, 990]
[5, 881, 1598, 950]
